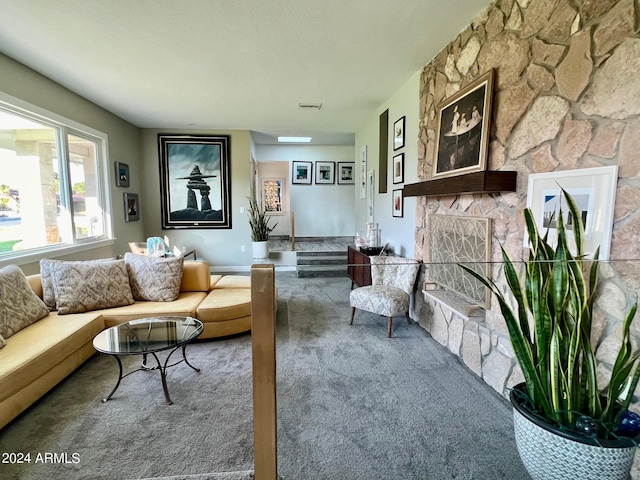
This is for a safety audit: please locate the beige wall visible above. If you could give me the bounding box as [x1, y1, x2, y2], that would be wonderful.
[0, 53, 143, 275]
[412, 0, 640, 403]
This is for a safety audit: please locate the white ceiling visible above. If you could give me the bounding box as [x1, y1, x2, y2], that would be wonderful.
[0, 0, 489, 145]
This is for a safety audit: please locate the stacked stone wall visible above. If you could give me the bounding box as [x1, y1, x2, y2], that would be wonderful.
[413, 0, 640, 407]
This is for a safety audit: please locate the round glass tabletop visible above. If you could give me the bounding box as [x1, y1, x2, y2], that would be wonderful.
[93, 316, 204, 355]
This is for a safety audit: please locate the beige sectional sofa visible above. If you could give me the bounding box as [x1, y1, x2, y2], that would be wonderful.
[0, 259, 252, 430]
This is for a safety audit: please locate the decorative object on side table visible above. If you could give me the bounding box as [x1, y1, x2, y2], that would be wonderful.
[460, 190, 640, 480]
[247, 196, 277, 259]
[359, 146, 367, 199]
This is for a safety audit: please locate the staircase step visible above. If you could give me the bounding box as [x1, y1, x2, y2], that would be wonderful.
[296, 265, 348, 278]
[295, 250, 347, 257]
[296, 255, 347, 266]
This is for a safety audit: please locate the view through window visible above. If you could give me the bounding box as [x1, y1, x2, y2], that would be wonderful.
[0, 105, 109, 257]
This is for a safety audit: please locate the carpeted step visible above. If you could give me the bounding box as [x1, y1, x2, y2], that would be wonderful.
[296, 250, 347, 278]
[296, 264, 347, 278]
[296, 255, 346, 266]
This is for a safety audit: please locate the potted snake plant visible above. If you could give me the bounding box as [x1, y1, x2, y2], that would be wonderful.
[247, 196, 277, 259]
[461, 189, 639, 480]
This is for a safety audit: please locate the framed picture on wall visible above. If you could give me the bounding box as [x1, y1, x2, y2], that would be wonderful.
[392, 153, 404, 184]
[392, 189, 403, 218]
[433, 69, 495, 180]
[124, 192, 139, 222]
[115, 161, 130, 187]
[337, 162, 355, 184]
[315, 161, 335, 184]
[292, 161, 312, 184]
[393, 116, 405, 151]
[359, 146, 367, 198]
[158, 134, 231, 229]
[524, 166, 618, 259]
[367, 170, 375, 223]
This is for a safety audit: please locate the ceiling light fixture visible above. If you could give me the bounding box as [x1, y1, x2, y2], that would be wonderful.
[278, 136, 312, 143]
[298, 103, 322, 110]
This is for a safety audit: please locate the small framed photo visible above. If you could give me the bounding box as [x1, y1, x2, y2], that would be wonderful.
[292, 161, 312, 184]
[392, 189, 403, 218]
[124, 193, 140, 222]
[359, 146, 367, 198]
[393, 116, 405, 151]
[315, 161, 335, 184]
[337, 162, 355, 184]
[115, 161, 130, 187]
[393, 153, 404, 184]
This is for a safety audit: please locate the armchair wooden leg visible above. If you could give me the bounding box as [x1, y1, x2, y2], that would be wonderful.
[387, 317, 393, 338]
[405, 312, 412, 325]
[350, 307, 356, 325]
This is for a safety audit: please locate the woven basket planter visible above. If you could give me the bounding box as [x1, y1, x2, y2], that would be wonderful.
[511, 383, 637, 480]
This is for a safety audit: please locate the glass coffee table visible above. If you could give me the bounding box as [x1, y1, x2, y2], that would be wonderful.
[93, 316, 204, 405]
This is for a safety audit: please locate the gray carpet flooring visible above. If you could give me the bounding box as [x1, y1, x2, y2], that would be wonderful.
[0, 273, 529, 480]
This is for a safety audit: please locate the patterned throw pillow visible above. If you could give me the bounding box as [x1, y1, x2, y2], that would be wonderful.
[124, 253, 184, 302]
[50, 259, 134, 314]
[0, 333, 6, 349]
[0, 265, 50, 341]
[40, 258, 58, 310]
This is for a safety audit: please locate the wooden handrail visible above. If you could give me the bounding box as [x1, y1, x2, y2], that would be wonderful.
[251, 264, 278, 480]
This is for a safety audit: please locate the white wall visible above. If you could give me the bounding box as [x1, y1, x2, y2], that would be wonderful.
[354, 71, 420, 258]
[255, 145, 356, 237]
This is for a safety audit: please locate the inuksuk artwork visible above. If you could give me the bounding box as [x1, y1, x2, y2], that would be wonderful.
[176, 165, 217, 211]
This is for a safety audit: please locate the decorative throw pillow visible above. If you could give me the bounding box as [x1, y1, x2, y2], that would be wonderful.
[51, 259, 134, 314]
[0, 265, 50, 340]
[0, 333, 6, 349]
[124, 253, 184, 302]
[39, 258, 58, 310]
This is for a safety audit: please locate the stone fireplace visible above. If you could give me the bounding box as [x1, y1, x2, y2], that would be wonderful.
[410, 0, 640, 406]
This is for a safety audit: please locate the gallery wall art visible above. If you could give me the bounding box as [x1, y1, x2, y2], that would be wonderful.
[158, 134, 231, 229]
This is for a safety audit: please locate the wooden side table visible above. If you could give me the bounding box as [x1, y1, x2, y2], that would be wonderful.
[347, 246, 379, 289]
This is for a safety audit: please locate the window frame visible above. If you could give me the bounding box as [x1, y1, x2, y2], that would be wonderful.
[0, 91, 114, 267]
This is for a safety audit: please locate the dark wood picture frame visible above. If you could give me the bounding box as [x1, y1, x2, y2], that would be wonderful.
[337, 162, 355, 184]
[393, 116, 405, 151]
[158, 134, 231, 229]
[115, 161, 130, 187]
[292, 161, 312, 184]
[433, 69, 494, 180]
[393, 153, 404, 184]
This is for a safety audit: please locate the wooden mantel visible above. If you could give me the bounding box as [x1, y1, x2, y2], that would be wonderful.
[403, 171, 517, 198]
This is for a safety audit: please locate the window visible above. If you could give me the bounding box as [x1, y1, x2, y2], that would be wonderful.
[0, 97, 111, 260]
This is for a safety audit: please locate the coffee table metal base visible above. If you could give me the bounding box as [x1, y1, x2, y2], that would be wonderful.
[102, 344, 200, 405]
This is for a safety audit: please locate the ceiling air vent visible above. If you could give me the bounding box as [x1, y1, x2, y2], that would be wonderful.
[298, 103, 322, 110]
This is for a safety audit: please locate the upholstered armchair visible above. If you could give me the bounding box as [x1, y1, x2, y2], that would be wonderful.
[349, 256, 420, 337]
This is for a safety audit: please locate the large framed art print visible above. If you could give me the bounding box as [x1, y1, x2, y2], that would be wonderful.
[433, 69, 494, 180]
[158, 134, 231, 229]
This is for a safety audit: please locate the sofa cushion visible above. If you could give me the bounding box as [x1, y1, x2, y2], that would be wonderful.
[213, 275, 251, 289]
[0, 311, 103, 403]
[0, 265, 50, 342]
[124, 253, 184, 301]
[196, 288, 251, 322]
[51, 259, 134, 314]
[180, 260, 211, 292]
[40, 258, 114, 310]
